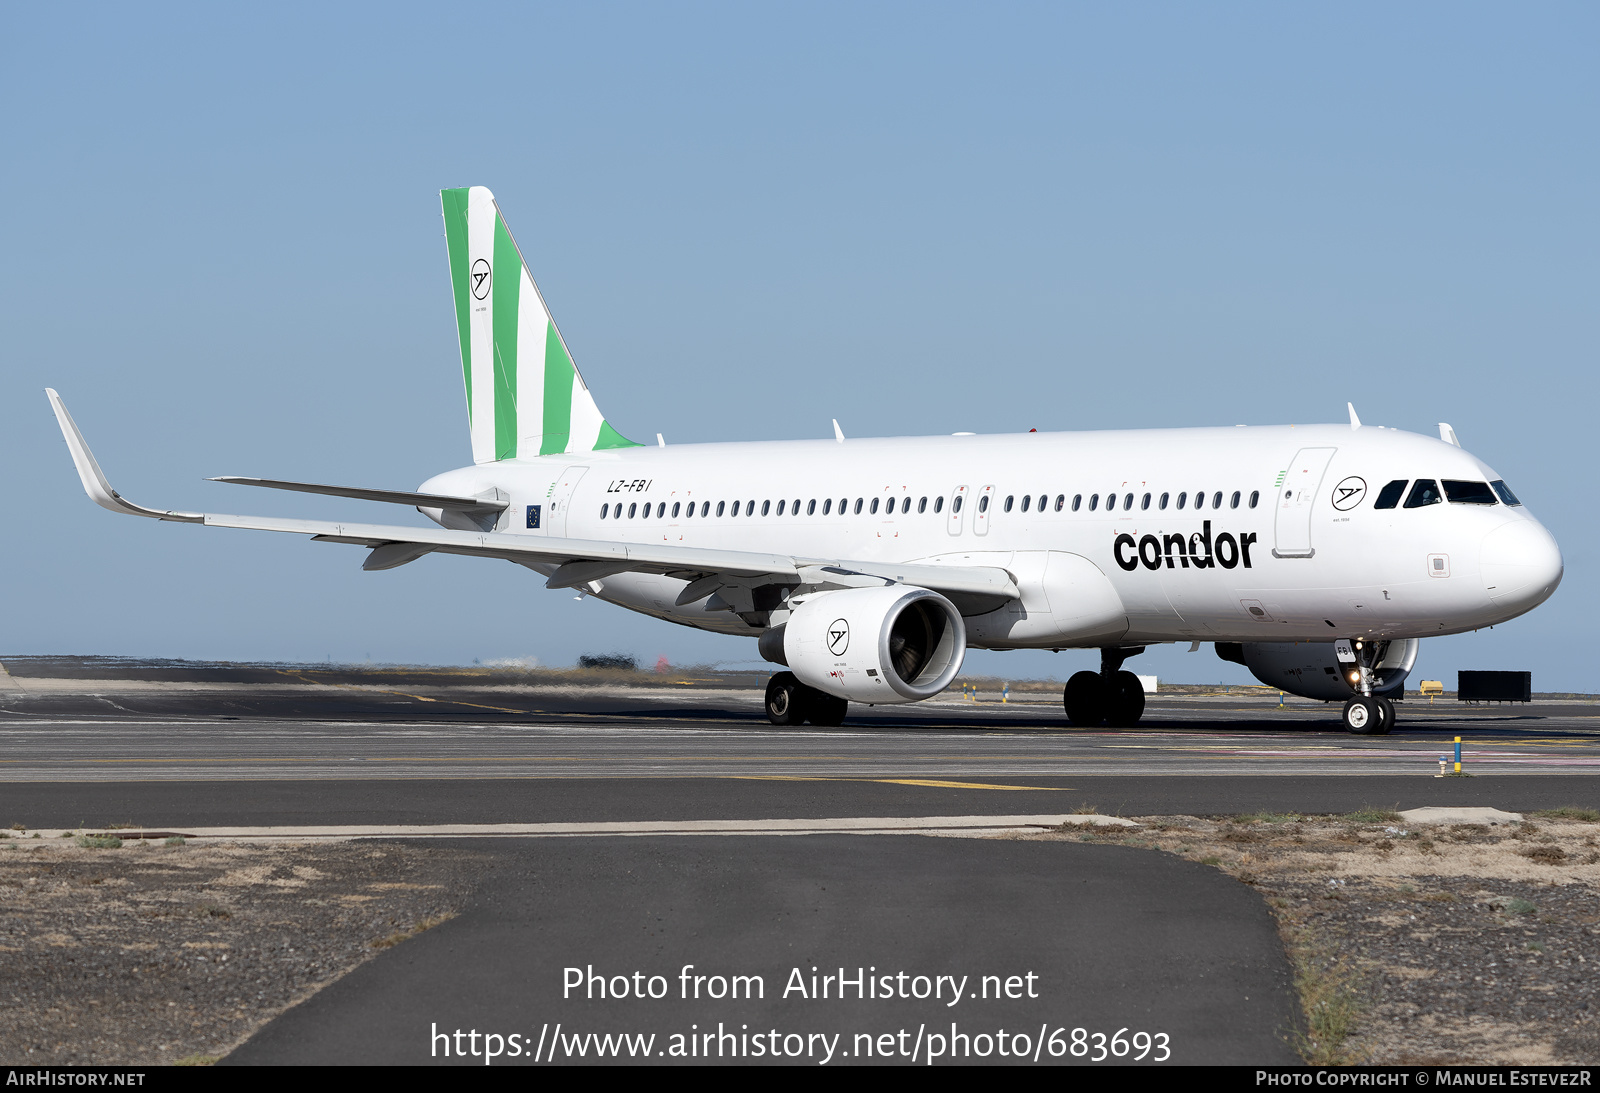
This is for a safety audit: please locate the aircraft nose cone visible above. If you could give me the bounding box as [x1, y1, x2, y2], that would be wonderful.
[1481, 519, 1563, 613]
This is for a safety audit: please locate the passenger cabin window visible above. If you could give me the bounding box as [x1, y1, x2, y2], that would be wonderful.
[1373, 480, 1407, 509]
[600, 503, 609, 519]
[951, 496, 961, 513]
[1230, 491, 1240, 509]
[808, 499, 817, 515]
[934, 496, 945, 513]
[1212, 491, 1223, 509]
[1159, 492, 1169, 510]
[1404, 480, 1443, 508]
[1021, 495, 1030, 513]
[870, 498, 879, 514]
[685, 503, 695, 519]
[822, 499, 832, 515]
[717, 501, 726, 517]
[854, 498, 864, 514]
[1491, 480, 1521, 506]
[1249, 491, 1259, 508]
[1443, 480, 1497, 505]
[628, 503, 637, 518]
[775, 500, 784, 516]
[1125, 493, 1134, 510]
[1105, 493, 1116, 512]
[1177, 492, 1187, 509]
[658, 503, 666, 518]
[1069, 494, 1079, 511]
[1193, 492, 1204, 510]
[978, 495, 990, 513]
[901, 497, 911, 514]
[1057, 494, 1067, 511]
[1088, 493, 1099, 511]
[672, 502, 681, 518]
[918, 497, 928, 513]
[1141, 492, 1151, 510]
[1003, 495, 1013, 512]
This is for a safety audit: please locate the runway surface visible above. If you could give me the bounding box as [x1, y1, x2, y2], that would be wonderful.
[4, 660, 1593, 1065]
[2, 660, 1596, 824]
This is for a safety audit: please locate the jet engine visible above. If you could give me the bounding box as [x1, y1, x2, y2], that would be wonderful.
[1216, 639, 1419, 701]
[759, 586, 966, 704]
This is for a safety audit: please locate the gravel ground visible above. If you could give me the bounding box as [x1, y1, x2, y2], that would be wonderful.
[1029, 809, 1600, 1064]
[0, 837, 483, 1065]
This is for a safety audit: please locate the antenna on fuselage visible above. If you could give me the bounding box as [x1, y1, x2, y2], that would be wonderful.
[1438, 423, 1460, 447]
[832, 419, 845, 443]
[1347, 403, 1362, 431]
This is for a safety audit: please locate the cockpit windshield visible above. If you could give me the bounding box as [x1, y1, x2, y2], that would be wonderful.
[1491, 480, 1522, 506]
[1373, 480, 1407, 509]
[1403, 480, 1442, 508]
[1442, 480, 1498, 505]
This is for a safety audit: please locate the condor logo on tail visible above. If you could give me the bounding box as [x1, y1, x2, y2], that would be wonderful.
[1115, 520, 1258, 572]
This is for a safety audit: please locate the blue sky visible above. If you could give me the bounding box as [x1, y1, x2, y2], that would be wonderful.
[2, 3, 1594, 687]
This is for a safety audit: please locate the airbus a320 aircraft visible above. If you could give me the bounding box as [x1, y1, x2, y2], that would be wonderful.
[48, 187, 1564, 735]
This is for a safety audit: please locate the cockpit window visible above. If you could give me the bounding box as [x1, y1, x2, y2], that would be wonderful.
[1373, 480, 1407, 510]
[1442, 480, 1497, 505]
[1404, 479, 1443, 508]
[1491, 480, 1522, 506]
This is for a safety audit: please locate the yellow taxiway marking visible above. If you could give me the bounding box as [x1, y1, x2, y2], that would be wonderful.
[730, 775, 1069, 791]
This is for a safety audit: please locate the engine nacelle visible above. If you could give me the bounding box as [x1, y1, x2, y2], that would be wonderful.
[1216, 639, 1419, 701]
[763, 586, 966, 704]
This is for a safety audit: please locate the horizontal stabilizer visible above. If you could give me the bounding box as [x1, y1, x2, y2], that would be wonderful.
[209, 477, 508, 512]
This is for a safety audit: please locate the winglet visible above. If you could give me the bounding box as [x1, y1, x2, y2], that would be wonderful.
[1438, 423, 1460, 447]
[1347, 402, 1362, 431]
[44, 389, 203, 523]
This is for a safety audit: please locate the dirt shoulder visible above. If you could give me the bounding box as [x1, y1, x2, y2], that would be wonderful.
[0, 838, 482, 1065]
[1027, 808, 1600, 1064]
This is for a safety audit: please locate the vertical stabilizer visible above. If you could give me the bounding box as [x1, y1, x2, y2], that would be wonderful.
[440, 187, 639, 463]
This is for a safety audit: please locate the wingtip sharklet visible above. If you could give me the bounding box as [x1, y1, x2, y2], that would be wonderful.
[44, 388, 204, 523]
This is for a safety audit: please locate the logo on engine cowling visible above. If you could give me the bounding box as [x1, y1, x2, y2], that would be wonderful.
[827, 620, 850, 656]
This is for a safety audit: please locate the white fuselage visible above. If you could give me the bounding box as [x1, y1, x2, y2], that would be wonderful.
[419, 423, 1562, 649]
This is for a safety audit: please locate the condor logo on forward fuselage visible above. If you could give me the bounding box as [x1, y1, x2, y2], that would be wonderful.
[1114, 520, 1259, 572]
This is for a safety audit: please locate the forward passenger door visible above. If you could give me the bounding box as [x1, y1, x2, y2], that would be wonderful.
[1273, 448, 1336, 558]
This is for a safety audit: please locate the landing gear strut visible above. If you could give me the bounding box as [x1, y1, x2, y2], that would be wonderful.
[765, 672, 848, 726]
[1063, 647, 1147, 728]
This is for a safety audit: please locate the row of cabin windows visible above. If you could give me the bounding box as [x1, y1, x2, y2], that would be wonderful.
[1373, 478, 1521, 510]
[599, 488, 1262, 521]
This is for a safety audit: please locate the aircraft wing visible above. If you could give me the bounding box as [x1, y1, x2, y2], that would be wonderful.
[47, 389, 1019, 611]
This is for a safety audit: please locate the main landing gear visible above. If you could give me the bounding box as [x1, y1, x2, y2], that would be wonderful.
[1063, 647, 1147, 728]
[765, 671, 848, 726]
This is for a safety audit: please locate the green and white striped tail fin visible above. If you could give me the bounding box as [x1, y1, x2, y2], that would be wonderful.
[440, 186, 639, 464]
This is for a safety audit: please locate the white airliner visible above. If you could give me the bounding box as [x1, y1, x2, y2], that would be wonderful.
[47, 186, 1564, 735]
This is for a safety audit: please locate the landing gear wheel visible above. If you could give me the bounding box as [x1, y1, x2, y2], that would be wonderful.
[806, 692, 848, 726]
[1342, 696, 1382, 735]
[1064, 671, 1106, 727]
[1374, 696, 1395, 736]
[1106, 670, 1147, 727]
[765, 672, 809, 726]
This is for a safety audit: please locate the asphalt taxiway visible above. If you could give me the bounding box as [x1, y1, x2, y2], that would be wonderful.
[4, 659, 1595, 1064]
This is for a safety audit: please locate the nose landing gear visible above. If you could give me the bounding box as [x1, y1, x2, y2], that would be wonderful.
[1063, 647, 1147, 727]
[1339, 639, 1396, 735]
[1341, 695, 1394, 735]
